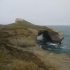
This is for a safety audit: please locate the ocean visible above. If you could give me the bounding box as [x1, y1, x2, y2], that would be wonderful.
[42, 25, 70, 55]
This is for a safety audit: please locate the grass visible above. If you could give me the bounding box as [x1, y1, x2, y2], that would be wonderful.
[0, 43, 56, 70]
[0, 24, 36, 47]
[0, 44, 56, 70]
[0, 50, 14, 63]
[0, 50, 13, 70]
[0, 66, 4, 70]
[5, 44, 56, 70]
[0, 19, 56, 70]
[4, 45, 47, 69]
[0, 49, 40, 70]
[2, 21, 36, 30]
[7, 59, 40, 70]
[0, 50, 7, 62]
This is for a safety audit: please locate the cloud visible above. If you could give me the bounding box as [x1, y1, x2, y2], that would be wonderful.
[0, 0, 70, 25]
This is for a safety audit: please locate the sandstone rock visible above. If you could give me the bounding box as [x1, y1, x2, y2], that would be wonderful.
[15, 18, 24, 23]
[47, 27, 64, 43]
[15, 18, 64, 43]
[0, 18, 64, 46]
[37, 26, 64, 44]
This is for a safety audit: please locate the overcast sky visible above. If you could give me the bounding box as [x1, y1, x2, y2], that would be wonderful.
[0, 0, 70, 25]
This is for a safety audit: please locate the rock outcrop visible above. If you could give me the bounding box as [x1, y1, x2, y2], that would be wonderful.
[0, 18, 64, 47]
[37, 28, 64, 44]
[1, 18, 69, 70]
[47, 27, 64, 43]
[37, 30, 54, 44]
[15, 18, 24, 23]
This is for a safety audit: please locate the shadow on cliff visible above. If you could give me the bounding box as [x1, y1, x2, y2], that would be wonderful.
[37, 30, 54, 45]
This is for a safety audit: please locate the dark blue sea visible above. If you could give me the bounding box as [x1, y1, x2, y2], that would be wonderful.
[43, 25, 70, 55]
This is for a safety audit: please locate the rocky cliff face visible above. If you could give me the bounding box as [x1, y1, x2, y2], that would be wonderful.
[37, 27, 64, 44]
[0, 18, 64, 47]
[0, 18, 69, 70]
[45, 27, 64, 44]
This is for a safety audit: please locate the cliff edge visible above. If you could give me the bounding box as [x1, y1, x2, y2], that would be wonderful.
[0, 18, 70, 70]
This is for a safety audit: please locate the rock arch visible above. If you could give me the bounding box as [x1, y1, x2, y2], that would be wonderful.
[37, 30, 54, 44]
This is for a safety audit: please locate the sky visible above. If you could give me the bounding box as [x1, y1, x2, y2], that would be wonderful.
[0, 0, 70, 25]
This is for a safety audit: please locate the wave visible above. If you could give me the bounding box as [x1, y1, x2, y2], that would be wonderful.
[46, 42, 57, 46]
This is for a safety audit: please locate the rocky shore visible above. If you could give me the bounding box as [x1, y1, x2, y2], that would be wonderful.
[0, 18, 70, 70]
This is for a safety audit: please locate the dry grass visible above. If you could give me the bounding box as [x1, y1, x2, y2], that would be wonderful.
[1, 21, 36, 30]
[0, 23, 56, 70]
[0, 28, 36, 47]
[5, 45, 47, 69]
[9, 38, 36, 47]
[0, 42, 56, 70]
[7, 59, 40, 70]
[0, 66, 4, 70]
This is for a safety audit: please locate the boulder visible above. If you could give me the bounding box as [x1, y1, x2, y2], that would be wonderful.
[15, 18, 24, 23]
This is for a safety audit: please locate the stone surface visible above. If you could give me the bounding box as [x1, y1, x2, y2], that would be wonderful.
[37, 30, 54, 44]
[15, 18, 24, 23]
[15, 18, 64, 44]
[5, 44, 70, 70]
[37, 27, 64, 44]
[47, 27, 64, 43]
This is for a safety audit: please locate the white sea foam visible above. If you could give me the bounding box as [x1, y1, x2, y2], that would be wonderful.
[46, 42, 57, 46]
[37, 34, 43, 41]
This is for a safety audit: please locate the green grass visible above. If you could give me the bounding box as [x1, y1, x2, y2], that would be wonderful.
[0, 50, 12, 62]
[0, 20, 42, 30]
[0, 50, 6, 62]
[2, 21, 36, 30]
[0, 66, 4, 70]
[7, 59, 40, 70]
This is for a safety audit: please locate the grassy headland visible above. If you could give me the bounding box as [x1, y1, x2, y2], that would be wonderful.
[0, 19, 56, 70]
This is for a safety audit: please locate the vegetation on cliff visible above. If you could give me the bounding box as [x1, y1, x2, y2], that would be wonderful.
[0, 18, 64, 70]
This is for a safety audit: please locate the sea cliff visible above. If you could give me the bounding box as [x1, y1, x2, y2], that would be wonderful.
[0, 18, 70, 70]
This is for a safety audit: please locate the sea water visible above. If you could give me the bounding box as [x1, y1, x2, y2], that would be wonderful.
[42, 25, 70, 55]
